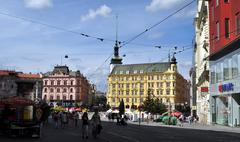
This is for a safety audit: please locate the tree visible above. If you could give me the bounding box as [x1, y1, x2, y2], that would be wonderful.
[142, 95, 154, 113]
[153, 98, 167, 114]
[118, 99, 125, 115]
[142, 89, 167, 114]
[95, 95, 107, 106]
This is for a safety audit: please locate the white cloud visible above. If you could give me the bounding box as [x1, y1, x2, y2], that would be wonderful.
[81, 5, 112, 22]
[146, 0, 182, 12]
[24, 0, 52, 9]
[175, 7, 197, 18]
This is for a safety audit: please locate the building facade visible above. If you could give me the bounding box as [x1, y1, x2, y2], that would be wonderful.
[107, 57, 190, 111]
[0, 70, 42, 100]
[42, 66, 92, 107]
[209, 0, 240, 126]
[193, 0, 210, 124]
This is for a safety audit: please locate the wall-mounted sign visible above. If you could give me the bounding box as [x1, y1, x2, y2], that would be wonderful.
[218, 83, 234, 93]
[201, 87, 209, 92]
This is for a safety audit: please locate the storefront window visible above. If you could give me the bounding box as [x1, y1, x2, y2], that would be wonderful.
[232, 55, 238, 77]
[223, 59, 230, 80]
[216, 63, 222, 82]
[238, 54, 240, 75]
[228, 58, 232, 79]
[210, 65, 216, 84]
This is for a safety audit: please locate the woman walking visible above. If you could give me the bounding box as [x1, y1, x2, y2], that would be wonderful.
[82, 112, 89, 139]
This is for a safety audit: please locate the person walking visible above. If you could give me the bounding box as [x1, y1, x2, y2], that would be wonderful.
[61, 112, 68, 129]
[91, 109, 102, 138]
[81, 112, 89, 139]
[53, 112, 59, 129]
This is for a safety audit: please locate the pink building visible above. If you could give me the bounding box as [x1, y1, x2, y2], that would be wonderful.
[42, 66, 91, 107]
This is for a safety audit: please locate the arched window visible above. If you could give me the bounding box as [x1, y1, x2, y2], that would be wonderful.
[44, 88, 47, 93]
[57, 88, 60, 93]
[57, 80, 61, 85]
[70, 88, 73, 93]
[50, 88, 54, 93]
[70, 95, 73, 100]
[43, 95, 47, 100]
[63, 88, 67, 93]
[51, 80, 54, 85]
[50, 96, 54, 100]
[57, 96, 60, 100]
[44, 80, 48, 85]
[63, 95, 66, 100]
[70, 80, 74, 85]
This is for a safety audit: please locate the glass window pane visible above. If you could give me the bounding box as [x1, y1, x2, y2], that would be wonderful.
[232, 55, 238, 77]
[223, 59, 229, 81]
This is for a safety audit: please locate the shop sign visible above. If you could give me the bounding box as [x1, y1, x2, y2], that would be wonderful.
[218, 83, 234, 93]
[201, 87, 208, 92]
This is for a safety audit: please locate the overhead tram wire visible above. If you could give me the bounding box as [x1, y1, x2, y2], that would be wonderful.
[0, 10, 116, 43]
[120, 0, 197, 48]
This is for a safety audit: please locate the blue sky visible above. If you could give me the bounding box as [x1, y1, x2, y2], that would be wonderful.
[0, 0, 196, 91]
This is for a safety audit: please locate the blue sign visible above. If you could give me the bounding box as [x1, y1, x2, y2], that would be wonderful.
[219, 83, 234, 92]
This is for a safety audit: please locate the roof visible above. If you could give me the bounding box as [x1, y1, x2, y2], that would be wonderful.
[17, 73, 41, 79]
[52, 65, 69, 75]
[110, 62, 171, 75]
[0, 70, 16, 76]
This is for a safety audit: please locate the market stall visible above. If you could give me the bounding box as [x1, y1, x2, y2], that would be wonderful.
[0, 96, 42, 138]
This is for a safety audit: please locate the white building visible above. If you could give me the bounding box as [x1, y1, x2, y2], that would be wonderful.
[194, 0, 210, 124]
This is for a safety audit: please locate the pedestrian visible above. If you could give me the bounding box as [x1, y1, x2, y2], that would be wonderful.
[61, 112, 68, 129]
[178, 114, 184, 127]
[53, 111, 59, 129]
[91, 108, 102, 138]
[81, 112, 89, 139]
[116, 113, 121, 125]
[73, 111, 78, 127]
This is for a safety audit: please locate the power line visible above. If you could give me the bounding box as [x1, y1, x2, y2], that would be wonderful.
[0, 10, 116, 43]
[120, 0, 196, 48]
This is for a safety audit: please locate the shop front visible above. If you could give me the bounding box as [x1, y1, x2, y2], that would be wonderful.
[210, 48, 240, 127]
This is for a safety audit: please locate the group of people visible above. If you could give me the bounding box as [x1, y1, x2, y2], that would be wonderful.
[51, 109, 102, 139]
[177, 114, 199, 126]
[52, 111, 80, 129]
[107, 113, 128, 126]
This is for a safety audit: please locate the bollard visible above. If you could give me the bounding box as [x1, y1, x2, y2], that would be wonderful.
[235, 118, 237, 127]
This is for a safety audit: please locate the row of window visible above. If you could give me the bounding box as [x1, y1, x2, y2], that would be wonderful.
[111, 97, 171, 103]
[111, 89, 174, 96]
[111, 82, 175, 89]
[44, 80, 79, 86]
[210, 52, 240, 84]
[111, 75, 175, 82]
[0, 82, 14, 90]
[43, 94, 79, 100]
[213, 6, 240, 40]
[44, 87, 80, 93]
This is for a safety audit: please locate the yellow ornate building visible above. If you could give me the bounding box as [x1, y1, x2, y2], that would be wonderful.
[107, 57, 189, 111]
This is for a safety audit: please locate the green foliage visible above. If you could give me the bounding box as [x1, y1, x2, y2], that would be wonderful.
[118, 99, 125, 115]
[142, 90, 167, 114]
[95, 95, 107, 106]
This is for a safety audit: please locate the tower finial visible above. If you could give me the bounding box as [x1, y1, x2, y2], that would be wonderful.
[116, 14, 118, 42]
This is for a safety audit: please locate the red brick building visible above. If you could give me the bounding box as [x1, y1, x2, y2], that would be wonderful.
[209, 0, 240, 126]
[42, 66, 92, 107]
